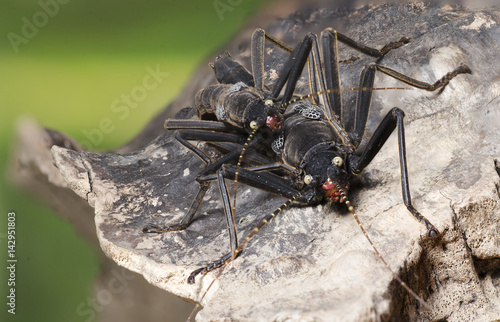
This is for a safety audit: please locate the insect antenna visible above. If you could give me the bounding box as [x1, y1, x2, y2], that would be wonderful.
[186, 188, 306, 321]
[231, 86, 410, 253]
[333, 182, 432, 310]
[187, 86, 415, 320]
[230, 123, 260, 258]
[187, 124, 261, 320]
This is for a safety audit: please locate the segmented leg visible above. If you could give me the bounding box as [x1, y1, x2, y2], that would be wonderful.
[182, 31, 417, 283]
[142, 127, 250, 233]
[142, 183, 210, 233]
[351, 63, 472, 146]
[349, 107, 438, 236]
[187, 183, 310, 283]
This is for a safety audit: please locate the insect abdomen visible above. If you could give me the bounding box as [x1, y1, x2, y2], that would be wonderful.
[194, 83, 262, 131]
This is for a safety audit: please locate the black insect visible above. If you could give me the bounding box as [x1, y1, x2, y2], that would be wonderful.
[144, 28, 471, 315]
[142, 30, 314, 269]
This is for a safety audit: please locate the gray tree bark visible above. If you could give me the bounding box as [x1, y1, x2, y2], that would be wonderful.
[11, 2, 500, 321]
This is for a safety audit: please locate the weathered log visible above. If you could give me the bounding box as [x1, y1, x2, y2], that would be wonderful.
[12, 2, 500, 321]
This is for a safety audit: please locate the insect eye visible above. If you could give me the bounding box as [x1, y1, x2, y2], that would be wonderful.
[250, 120, 259, 129]
[264, 99, 274, 107]
[303, 174, 313, 185]
[332, 156, 343, 167]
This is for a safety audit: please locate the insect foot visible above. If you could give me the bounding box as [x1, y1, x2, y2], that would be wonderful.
[142, 223, 181, 233]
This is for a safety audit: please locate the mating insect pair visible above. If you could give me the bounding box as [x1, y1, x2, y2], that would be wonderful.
[143, 27, 471, 311]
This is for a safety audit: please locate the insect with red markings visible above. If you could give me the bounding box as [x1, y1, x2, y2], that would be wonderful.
[143, 27, 471, 319]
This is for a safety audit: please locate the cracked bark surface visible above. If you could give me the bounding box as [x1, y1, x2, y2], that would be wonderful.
[11, 3, 500, 321]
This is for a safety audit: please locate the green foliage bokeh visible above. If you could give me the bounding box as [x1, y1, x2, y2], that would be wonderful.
[0, 1, 267, 321]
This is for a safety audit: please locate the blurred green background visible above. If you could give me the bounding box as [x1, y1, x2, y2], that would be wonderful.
[0, 0, 267, 321]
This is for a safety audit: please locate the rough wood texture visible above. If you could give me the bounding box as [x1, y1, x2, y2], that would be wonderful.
[12, 3, 500, 321]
